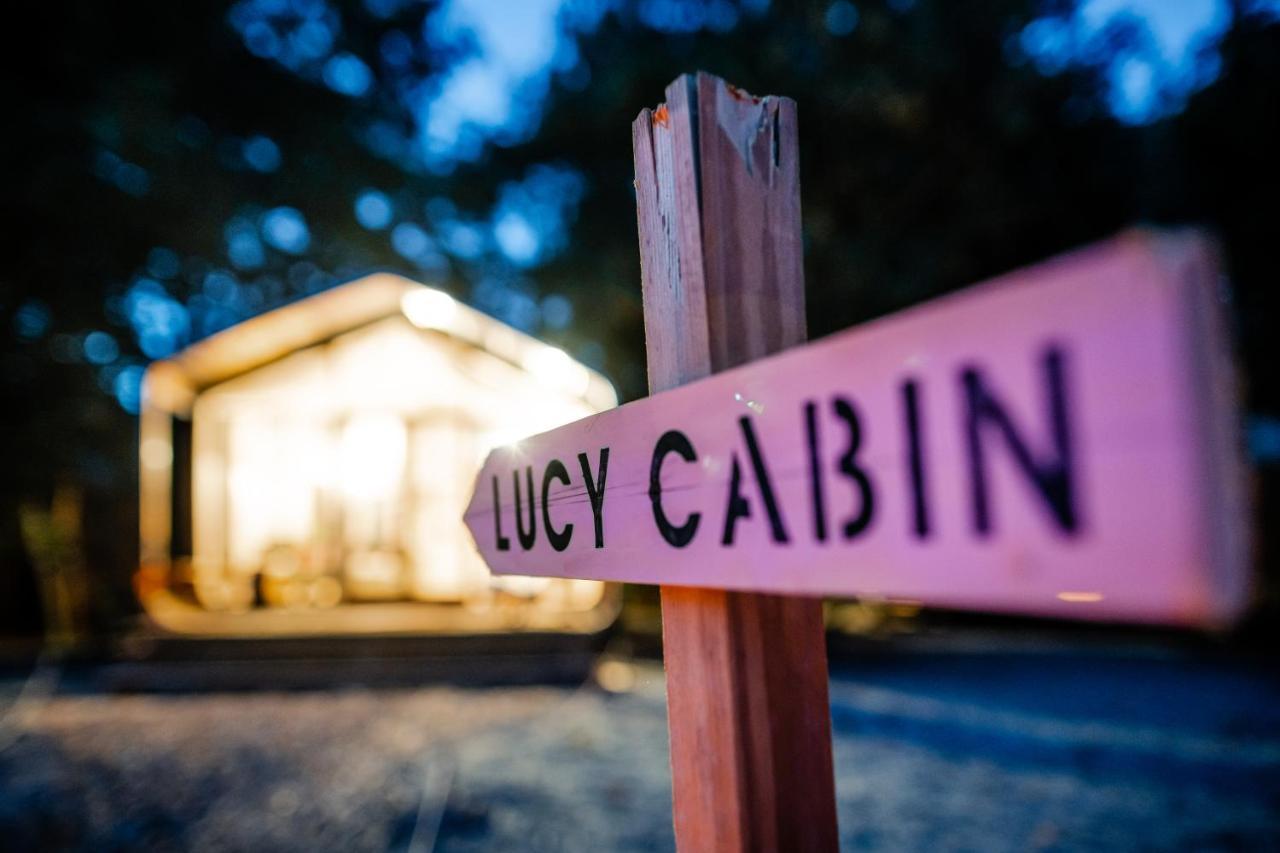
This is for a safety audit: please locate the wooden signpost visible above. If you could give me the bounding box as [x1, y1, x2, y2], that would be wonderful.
[462, 73, 1251, 850]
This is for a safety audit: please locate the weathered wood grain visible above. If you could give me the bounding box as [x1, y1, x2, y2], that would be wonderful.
[632, 72, 838, 853]
[464, 227, 1250, 625]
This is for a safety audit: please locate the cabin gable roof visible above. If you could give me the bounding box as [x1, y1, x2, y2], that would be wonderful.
[142, 273, 615, 415]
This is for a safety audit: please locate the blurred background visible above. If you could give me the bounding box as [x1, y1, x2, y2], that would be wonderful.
[1, 0, 1279, 850]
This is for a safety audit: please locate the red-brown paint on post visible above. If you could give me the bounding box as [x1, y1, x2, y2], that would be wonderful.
[633, 72, 838, 852]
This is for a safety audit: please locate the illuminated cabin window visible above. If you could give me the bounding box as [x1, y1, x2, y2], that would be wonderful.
[138, 275, 616, 633]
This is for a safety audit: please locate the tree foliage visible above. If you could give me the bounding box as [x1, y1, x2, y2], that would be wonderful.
[1, 0, 1277, 629]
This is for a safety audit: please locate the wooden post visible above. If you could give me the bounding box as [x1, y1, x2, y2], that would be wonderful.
[632, 73, 838, 851]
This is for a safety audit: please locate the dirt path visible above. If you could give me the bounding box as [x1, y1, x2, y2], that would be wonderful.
[1, 654, 1277, 851]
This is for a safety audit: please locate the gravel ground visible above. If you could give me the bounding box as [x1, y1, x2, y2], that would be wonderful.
[1, 651, 1278, 852]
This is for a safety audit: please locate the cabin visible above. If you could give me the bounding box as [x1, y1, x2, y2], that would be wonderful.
[134, 273, 618, 636]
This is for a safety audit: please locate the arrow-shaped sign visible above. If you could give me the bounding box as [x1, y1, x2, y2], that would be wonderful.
[464, 230, 1249, 627]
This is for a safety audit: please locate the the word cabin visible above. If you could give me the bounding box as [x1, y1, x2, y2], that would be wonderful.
[464, 232, 1246, 624]
[487, 343, 1075, 556]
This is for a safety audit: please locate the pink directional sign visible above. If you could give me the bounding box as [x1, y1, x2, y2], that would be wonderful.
[463, 230, 1251, 626]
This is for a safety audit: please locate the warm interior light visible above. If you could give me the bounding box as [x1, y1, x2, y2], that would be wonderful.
[339, 413, 407, 501]
[401, 288, 458, 331]
[179, 303, 610, 618]
[522, 343, 592, 397]
[140, 437, 173, 470]
[595, 658, 637, 693]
